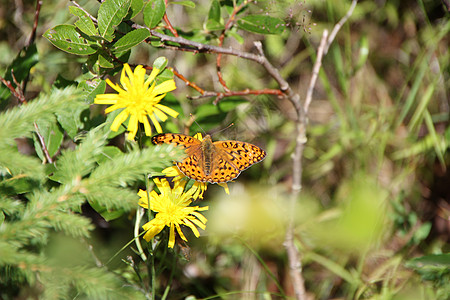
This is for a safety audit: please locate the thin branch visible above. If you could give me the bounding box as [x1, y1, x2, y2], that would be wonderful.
[189, 88, 284, 105]
[216, 1, 247, 92]
[34, 123, 54, 163]
[285, 2, 359, 299]
[324, 0, 358, 54]
[0, 74, 25, 102]
[304, 30, 329, 114]
[162, 0, 178, 37]
[70, 0, 98, 23]
[28, 0, 42, 46]
[167, 66, 205, 94]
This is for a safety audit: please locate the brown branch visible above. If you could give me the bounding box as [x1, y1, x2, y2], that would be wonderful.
[70, 0, 98, 23]
[0, 74, 25, 103]
[216, 1, 247, 92]
[167, 67, 205, 95]
[28, 0, 42, 46]
[285, 1, 359, 299]
[304, 30, 329, 114]
[188, 88, 284, 104]
[34, 123, 54, 164]
[163, 14, 178, 37]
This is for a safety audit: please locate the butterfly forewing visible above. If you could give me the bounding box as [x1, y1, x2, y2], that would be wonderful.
[152, 133, 200, 149]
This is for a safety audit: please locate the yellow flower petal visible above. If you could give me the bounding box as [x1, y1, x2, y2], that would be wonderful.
[152, 107, 169, 122]
[142, 115, 152, 136]
[175, 222, 188, 241]
[149, 114, 162, 133]
[184, 219, 201, 237]
[155, 104, 179, 118]
[218, 183, 230, 194]
[168, 224, 176, 248]
[153, 79, 176, 94]
[147, 67, 160, 84]
[111, 110, 129, 131]
[127, 114, 138, 136]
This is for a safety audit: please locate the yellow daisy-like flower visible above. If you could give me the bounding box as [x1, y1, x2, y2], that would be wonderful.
[138, 178, 208, 248]
[95, 63, 178, 140]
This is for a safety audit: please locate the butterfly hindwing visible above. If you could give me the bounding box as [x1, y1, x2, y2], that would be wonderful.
[215, 140, 266, 171]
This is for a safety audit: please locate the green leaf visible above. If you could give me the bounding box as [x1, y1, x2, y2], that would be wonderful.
[237, 15, 284, 35]
[208, 0, 221, 23]
[0, 87, 81, 143]
[153, 56, 168, 70]
[155, 68, 174, 83]
[194, 98, 247, 132]
[78, 79, 106, 104]
[228, 30, 244, 44]
[205, 0, 223, 31]
[143, 0, 166, 28]
[89, 200, 126, 221]
[44, 25, 97, 55]
[1, 44, 39, 105]
[34, 121, 64, 158]
[97, 0, 131, 42]
[128, 0, 144, 19]
[3, 44, 39, 84]
[98, 52, 115, 68]
[95, 146, 122, 164]
[407, 254, 450, 267]
[69, 6, 98, 36]
[112, 28, 150, 54]
[171, 0, 195, 8]
[56, 103, 87, 139]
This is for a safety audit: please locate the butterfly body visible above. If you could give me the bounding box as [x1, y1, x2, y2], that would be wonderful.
[152, 133, 266, 183]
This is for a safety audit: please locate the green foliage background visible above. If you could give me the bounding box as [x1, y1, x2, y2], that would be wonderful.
[0, 0, 449, 299]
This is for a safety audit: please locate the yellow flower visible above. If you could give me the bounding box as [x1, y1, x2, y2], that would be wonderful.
[95, 63, 178, 140]
[138, 178, 208, 248]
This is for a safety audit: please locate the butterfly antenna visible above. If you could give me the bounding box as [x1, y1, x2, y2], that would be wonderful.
[189, 113, 207, 135]
[210, 122, 234, 137]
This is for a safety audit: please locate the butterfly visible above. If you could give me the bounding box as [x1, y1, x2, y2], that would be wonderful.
[152, 133, 266, 183]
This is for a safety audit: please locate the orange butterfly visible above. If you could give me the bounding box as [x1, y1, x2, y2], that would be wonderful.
[152, 133, 266, 183]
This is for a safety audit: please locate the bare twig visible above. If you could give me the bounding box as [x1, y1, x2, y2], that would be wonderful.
[304, 30, 329, 114]
[324, 0, 358, 54]
[28, 0, 42, 46]
[33, 123, 54, 163]
[0, 74, 25, 102]
[188, 88, 284, 104]
[162, 0, 178, 37]
[70, 0, 98, 23]
[285, 1, 358, 299]
[216, 1, 247, 92]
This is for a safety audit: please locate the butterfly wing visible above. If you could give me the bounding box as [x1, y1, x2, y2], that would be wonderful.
[152, 133, 210, 182]
[152, 133, 200, 149]
[210, 140, 266, 182]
